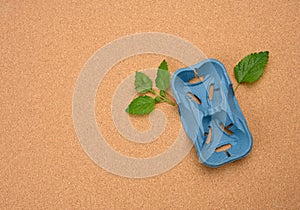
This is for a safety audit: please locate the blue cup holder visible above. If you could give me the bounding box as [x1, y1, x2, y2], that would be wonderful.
[171, 59, 253, 167]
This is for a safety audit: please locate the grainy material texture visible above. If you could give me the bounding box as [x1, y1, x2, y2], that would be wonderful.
[1, 0, 299, 209]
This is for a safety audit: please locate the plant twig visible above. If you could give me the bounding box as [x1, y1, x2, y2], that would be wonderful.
[234, 83, 240, 92]
[150, 89, 175, 106]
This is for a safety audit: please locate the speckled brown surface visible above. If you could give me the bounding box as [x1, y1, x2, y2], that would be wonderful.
[1, 0, 299, 209]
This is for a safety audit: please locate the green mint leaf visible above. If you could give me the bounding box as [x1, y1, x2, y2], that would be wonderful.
[158, 59, 168, 71]
[234, 51, 269, 84]
[155, 60, 170, 91]
[126, 96, 155, 115]
[160, 90, 166, 97]
[134, 72, 153, 93]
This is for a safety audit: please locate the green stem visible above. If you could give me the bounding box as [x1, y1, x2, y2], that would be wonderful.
[150, 89, 176, 106]
[164, 98, 176, 106]
[234, 83, 240, 92]
[159, 94, 176, 106]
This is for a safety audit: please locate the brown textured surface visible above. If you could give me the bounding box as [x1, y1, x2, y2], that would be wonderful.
[1, 0, 300, 209]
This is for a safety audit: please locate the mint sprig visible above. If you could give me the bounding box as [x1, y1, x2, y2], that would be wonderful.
[234, 51, 269, 90]
[126, 60, 175, 115]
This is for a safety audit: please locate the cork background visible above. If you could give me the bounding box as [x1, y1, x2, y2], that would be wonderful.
[1, 0, 299, 209]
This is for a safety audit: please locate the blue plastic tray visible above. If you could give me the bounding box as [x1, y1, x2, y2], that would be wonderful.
[171, 59, 253, 167]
